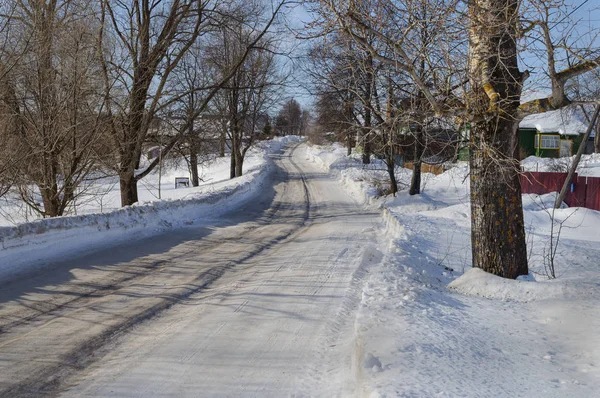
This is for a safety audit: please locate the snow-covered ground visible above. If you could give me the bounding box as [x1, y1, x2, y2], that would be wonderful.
[0, 136, 301, 282]
[305, 143, 600, 397]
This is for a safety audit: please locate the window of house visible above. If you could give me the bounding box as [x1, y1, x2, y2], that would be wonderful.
[535, 134, 560, 149]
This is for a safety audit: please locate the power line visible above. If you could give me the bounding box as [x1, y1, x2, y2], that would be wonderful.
[551, 0, 592, 29]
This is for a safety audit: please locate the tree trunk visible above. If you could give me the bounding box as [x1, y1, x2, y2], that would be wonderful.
[386, 147, 398, 195]
[230, 149, 236, 179]
[189, 117, 200, 187]
[363, 55, 373, 165]
[220, 129, 226, 157]
[36, 3, 60, 218]
[347, 134, 352, 156]
[235, 155, 243, 177]
[409, 161, 421, 195]
[190, 150, 199, 187]
[230, 130, 238, 179]
[120, 170, 139, 207]
[469, 120, 527, 278]
[40, 187, 60, 218]
[362, 123, 371, 164]
[409, 130, 424, 195]
[362, 140, 371, 164]
[468, 0, 528, 279]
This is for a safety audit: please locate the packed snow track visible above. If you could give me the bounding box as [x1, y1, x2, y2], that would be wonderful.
[0, 143, 382, 397]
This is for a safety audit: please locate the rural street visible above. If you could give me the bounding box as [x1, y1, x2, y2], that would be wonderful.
[0, 144, 383, 397]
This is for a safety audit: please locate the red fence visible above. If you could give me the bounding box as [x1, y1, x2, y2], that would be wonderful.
[520, 172, 600, 211]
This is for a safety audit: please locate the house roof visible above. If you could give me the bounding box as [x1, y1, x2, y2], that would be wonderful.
[519, 109, 588, 136]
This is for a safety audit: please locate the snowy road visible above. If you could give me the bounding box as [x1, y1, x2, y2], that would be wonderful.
[0, 144, 382, 397]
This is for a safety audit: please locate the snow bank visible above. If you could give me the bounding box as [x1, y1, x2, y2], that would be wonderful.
[304, 142, 350, 171]
[448, 268, 564, 302]
[0, 136, 302, 281]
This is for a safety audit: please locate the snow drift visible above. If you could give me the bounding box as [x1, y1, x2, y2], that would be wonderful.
[448, 268, 564, 302]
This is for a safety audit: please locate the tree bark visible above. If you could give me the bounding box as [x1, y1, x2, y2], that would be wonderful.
[120, 170, 139, 207]
[386, 145, 398, 195]
[469, 119, 527, 278]
[362, 140, 371, 164]
[347, 134, 352, 156]
[235, 155, 243, 177]
[220, 121, 227, 157]
[409, 161, 422, 195]
[230, 126, 239, 179]
[468, 0, 528, 278]
[40, 186, 60, 218]
[362, 56, 373, 165]
[362, 116, 371, 164]
[230, 148, 236, 179]
[188, 117, 200, 187]
[409, 130, 424, 195]
[190, 150, 199, 187]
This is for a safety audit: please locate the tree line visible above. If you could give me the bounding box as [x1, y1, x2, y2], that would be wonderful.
[0, 0, 292, 217]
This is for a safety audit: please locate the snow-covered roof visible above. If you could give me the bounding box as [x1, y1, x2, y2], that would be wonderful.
[519, 109, 588, 136]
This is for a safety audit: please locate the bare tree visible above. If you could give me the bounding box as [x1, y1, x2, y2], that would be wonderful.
[305, 34, 365, 156]
[98, 0, 287, 206]
[167, 43, 215, 187]
[210, 13, 281, 178]
[0, 0, 107, 217]
[299, 108, 312, 137]
[275, 98, 302, 136]
[97, 0, 209, 206]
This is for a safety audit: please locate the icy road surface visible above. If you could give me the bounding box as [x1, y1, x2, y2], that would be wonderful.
[0, 144, 382, 397]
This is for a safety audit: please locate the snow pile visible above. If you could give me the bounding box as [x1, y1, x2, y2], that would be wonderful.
[448, 268, 564, 301]
[522, 192, 566, 210]
[304, 142, 350, 171]
[307, 142, 600, 397]
[0, 136, 302, 281]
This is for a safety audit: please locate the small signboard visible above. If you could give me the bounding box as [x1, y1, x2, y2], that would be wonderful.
[147, 146, 160, 159]
[175, 177, 190, 189]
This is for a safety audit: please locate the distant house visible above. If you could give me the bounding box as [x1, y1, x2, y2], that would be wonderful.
[457, 109, 589, 161]
[394, 118, 460, 164]
[518, 109, 588, 158]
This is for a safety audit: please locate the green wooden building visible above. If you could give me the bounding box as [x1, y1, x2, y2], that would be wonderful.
[518, 109, 587, 158]
[458, 109, 588, 160]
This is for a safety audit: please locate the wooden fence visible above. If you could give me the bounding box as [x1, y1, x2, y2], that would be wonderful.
[404, 162, 444, 175]
[520, 171, 600, 211]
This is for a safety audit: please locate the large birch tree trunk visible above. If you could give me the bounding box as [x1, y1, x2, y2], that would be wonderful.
[468, 0, 528, 278]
